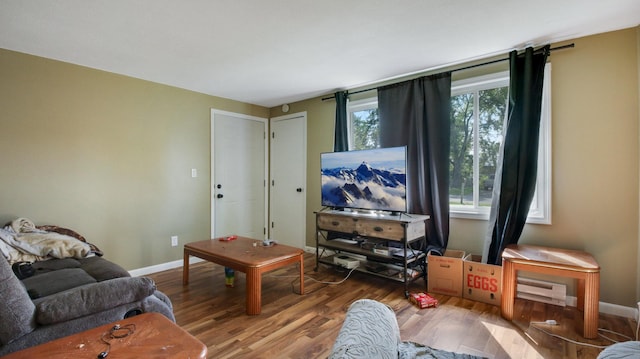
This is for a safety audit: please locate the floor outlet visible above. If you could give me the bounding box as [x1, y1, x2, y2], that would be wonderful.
[171, 236, 178, 247]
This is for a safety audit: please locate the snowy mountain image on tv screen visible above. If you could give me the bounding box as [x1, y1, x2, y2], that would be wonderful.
[321, 146, 407, 212]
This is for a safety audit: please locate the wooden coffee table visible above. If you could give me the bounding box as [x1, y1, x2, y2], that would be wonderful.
[183, 236, 305, 315]
[2, 313, 206, 359]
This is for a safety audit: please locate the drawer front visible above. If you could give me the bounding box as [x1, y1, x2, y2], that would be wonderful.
[317, 214, 355, 233]
[354, 218, 404, 241]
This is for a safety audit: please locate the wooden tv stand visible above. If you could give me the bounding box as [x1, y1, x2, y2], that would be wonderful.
[315, 209, 429, 297]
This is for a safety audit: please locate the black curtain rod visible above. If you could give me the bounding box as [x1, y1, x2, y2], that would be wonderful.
[321, 43, 574, 101]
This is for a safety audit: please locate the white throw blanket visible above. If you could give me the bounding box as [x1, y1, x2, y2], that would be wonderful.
[0, 218, 92, 265]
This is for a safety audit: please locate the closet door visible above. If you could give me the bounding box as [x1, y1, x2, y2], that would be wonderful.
[269, 112, 307, 248]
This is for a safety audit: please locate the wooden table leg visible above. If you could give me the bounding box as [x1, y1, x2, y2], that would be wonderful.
[246, 267, 261, 315]
[583, 272, 600, 339]
[577, 278, 585, 311]
[299, 253, 305, 295]
[501, 259, 515, 320]
[182, 250, 190, 285]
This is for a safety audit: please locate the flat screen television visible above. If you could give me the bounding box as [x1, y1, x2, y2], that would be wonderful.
[321, 146, 407, 214]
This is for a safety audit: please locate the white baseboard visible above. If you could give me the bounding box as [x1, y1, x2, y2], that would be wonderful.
[130, 253, 640, 320]
[564, 296, 639, 319]
[128, 257, 203, 277]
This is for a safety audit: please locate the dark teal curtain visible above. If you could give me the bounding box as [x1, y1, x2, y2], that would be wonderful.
[334, 91, 349, 152]
[484, 45, 550, 265]
[377, 73, 451, 254]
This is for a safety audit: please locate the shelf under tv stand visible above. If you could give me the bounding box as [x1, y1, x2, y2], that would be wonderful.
[314, 209, 429, 297]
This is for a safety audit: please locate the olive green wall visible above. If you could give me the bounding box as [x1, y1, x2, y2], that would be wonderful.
[0, 48, 269, 270]
[272, 27, 640, 307]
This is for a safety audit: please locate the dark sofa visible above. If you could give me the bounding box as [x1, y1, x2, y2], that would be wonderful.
[0, 224, 174, 356]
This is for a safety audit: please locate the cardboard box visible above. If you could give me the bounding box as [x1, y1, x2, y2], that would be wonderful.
[427, 249, 465, 297]
[462, 254, 502, 305]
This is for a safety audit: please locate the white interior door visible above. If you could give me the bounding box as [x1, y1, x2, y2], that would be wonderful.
[212, 109, 268, 239]
[269, 112, 307, 248]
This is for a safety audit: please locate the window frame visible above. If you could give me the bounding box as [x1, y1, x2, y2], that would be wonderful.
[525, 65, 552, 224]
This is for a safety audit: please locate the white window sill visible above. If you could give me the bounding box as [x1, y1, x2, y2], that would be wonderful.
[450, 210, 550, 224]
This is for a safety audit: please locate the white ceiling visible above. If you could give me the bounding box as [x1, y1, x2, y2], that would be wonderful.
[1, 1, 639, 108]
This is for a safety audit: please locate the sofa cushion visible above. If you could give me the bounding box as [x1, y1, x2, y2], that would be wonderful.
[0, 258, 36, 344]
[22, 268, 97, 299]
[77, 256, 130, 281]
[31, 258, 81, 273]
[35, 276, 157, 325]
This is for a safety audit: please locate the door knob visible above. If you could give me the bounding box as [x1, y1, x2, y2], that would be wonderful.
[296, 188, 303, 192]
[217, 194, 224, 198]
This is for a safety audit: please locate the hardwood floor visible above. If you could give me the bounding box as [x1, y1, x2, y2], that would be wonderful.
[147, 253, 637, 359]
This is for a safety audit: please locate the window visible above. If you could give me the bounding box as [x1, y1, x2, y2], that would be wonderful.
[449, 72, 509, 218]
[347, 98, 379, 150]
[449, 68, 551, 224]
[345, 66, 551, 224]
